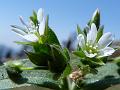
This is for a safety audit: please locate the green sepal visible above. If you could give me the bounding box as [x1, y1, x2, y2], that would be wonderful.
[14, 41, 37, 46]
[77, 25, 87, 40]
[96, 25, 104, 42]
[77, 25, 84, 35]
[29, 10, 38, 26]
[81, 58, 105, 69]
[72, 51, 85, 59]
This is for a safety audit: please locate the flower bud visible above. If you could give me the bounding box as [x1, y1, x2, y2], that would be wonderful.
[91, 8, 100, 29]
[69, 70, 83, 81]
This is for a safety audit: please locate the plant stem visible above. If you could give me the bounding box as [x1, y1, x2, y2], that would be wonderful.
[20, 66, 48, 71]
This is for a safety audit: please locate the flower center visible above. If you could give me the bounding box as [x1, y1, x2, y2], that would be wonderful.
[86, 43, 98, 55]
[28, 21, 39, 34]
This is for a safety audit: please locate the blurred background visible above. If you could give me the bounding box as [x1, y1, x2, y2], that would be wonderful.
[0, 0, 120, 63]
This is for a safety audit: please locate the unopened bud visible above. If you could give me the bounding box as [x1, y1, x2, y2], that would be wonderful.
[69, 70, 83, 81]
[92, 8, 100, 21]
[91, 8, 100, 29]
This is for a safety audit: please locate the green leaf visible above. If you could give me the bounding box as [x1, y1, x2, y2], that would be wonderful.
[0, 79, 30, 90]
[82, 63, 120, 90]
[46, 27, 60, 45]
[48, 45, 67, 73]
[26, 77, 60, 89]
[0, 59, 120, 90]
[0, 59, 60, 90]
[0, 65, 8, 80]
[21, 69, 60, 89]
[25, 51, 49, 66]
[96, 25, 104, 42]
[44, 16, 60, 46]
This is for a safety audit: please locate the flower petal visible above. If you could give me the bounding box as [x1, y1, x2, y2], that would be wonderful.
[84, 51, 96, 58]
[12, 29, 26, 36]
[85, 25, 90, 33]
[87, 23, 97, 45]
[98, 47, 115, 58]
[77, 34, 85, 49]
[22, 34, 38, 42]
[39, 18, 45, 35]
[98, 32, 113, 49]
[37, 8, 44, 23]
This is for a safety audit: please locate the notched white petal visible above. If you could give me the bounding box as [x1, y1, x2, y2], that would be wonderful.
[87, 23, 97, 45]
[22, 34, 38, 42]
[39, 18, 45, 35]
[84, 51, 96, 58]
[12, 29, 26, 36]
[77, 34, 85, 49]
[98, 32, 113, 49]
[98, 47, 115, 58]
[37, 8, 44, 23]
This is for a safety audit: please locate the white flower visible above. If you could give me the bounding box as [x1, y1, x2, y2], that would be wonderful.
[12, 8, 45, 42]
[77, 23, 115, 58]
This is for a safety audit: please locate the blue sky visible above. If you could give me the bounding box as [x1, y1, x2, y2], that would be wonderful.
[0, 0, 120, 49]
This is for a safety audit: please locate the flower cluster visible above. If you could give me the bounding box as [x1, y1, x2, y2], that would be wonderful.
[77, 23, 115, 58]
[12, 8, 45, 42]
[11, 8, 69, 74]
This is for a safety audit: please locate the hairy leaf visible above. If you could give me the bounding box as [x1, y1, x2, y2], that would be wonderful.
[0, 59, 60, 90]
